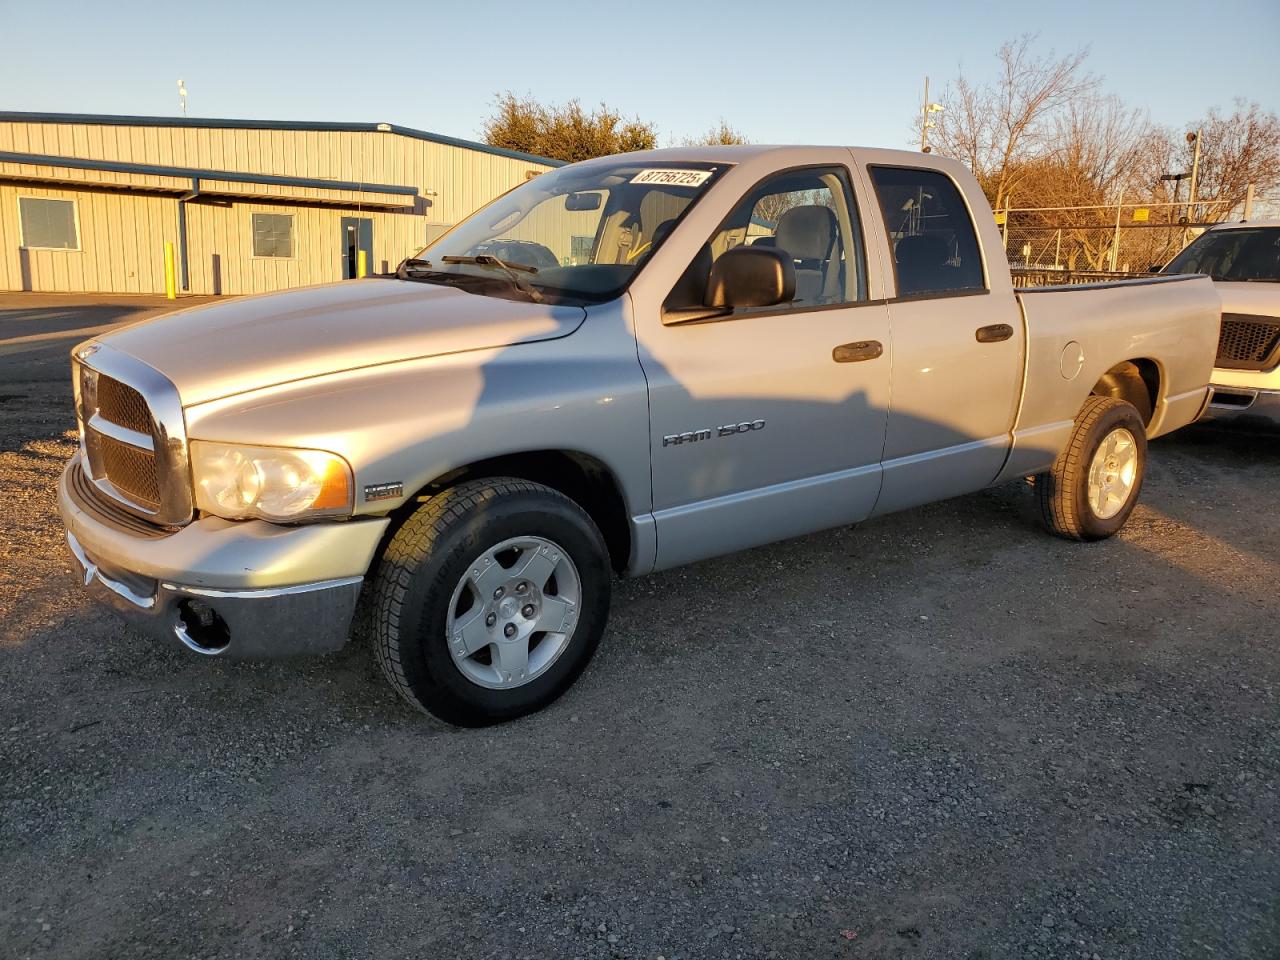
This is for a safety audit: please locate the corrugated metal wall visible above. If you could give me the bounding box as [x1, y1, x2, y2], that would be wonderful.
[184, 201, 423, 295]
[0, 183, 177, 294]
[0, 118, 558, 295]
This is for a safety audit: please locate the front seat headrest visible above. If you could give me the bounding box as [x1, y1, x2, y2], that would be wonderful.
[775, 205, 837, 261]
[649, 218, 677, 249]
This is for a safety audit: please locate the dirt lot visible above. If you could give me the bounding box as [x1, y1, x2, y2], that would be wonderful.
[2, 293, 1278, 960]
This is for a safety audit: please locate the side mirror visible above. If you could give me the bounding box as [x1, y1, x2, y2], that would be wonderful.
[704, 246, 796, 309]
[564, 191, 603, 211]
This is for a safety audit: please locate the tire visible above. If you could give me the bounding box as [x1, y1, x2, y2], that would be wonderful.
[371, 478, 611, 726]
[1037, 396, 1148, 541]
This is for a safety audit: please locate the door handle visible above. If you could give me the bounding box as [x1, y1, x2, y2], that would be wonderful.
[833, 340, 883, 363]
[975, 323, 1014, 343]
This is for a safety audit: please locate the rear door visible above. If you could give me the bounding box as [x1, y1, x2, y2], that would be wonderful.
[860, 160, 1025, 515]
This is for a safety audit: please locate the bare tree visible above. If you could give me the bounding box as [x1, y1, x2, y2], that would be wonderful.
[483, 93, 657, 163]
[1174, 101, 1280, 217]
[1011, 96, 1154, 268]
[926, 35, 1097, 210]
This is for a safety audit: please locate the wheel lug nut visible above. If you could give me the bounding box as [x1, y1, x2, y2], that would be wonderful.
[515, 581, 529, 594]
[492, 587, 504, 600]
[503, 623, 517, 638]
[522, 604, 535, 618]
[485, 613, 496, 627]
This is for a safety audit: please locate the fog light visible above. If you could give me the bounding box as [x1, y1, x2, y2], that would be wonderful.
[175, 598, 231, 653]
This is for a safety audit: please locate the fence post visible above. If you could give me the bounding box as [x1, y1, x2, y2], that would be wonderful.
[1109, 193, 1124, 272]
[164, 242, 177, 300]
[357, 249, 368, 279]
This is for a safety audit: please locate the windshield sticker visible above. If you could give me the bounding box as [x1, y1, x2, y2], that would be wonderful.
[630, 169, 713, 188]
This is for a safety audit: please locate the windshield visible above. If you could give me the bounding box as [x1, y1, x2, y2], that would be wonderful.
[1164, 227, 1280, 282]
[404, 160, 725, 304]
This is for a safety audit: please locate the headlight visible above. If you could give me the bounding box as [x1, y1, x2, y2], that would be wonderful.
[190, 441, 353, 521]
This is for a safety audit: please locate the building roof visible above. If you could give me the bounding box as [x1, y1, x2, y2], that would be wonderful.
[0, 110, 564, 168]
[0, 150, 420, 208]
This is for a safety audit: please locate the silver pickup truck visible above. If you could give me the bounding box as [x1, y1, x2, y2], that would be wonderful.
[59, 145, 1219, 725]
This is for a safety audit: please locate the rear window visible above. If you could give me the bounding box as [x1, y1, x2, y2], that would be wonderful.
[869, 166, 986, 297]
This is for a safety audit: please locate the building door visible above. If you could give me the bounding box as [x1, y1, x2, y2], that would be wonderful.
[341, 217, 374, 278]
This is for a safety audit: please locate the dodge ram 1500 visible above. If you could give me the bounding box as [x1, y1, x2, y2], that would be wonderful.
[59, 145, 1220, 725]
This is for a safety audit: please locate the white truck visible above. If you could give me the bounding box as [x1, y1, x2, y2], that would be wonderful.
[59, 145, 1220, 725]
[1159, 219, 1280, 425]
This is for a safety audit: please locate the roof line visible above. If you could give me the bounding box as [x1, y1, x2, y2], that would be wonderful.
[0, 150, 420, 195]
[0, 110, 565, 168]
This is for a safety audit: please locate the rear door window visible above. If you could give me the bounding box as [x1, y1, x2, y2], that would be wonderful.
[869, 166, 986, 298]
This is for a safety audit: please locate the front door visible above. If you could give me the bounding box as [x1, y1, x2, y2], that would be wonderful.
[634, 161, 893, 570]
[341, 217, 374, 279]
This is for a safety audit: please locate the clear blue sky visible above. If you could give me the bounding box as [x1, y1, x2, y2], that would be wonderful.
[2, 0, 1277, 149]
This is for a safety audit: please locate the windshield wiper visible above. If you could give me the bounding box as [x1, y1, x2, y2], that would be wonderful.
[396, 257, 445, 284]
[442, 255, 545, 303]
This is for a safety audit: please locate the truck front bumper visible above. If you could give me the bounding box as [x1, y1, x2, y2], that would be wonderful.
[58, 460, 390, 658]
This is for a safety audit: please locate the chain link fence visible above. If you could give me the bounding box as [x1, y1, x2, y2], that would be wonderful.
[998, 197, 1278, 282]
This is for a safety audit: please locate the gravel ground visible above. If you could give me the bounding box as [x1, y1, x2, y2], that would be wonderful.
[1, 294, 1278, 960]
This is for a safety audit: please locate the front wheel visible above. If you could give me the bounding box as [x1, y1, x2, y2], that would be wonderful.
[371, 478, 612, 726]
[1037, 396, 1148, 541]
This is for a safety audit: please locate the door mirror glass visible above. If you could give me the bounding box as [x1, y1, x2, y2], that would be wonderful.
[705, 246, 796, 309]
[564, 191, 603, 211]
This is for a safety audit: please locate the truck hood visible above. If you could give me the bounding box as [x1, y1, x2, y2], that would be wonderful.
[1213, 281, 1280, 317]
[99, 280, 587, 406]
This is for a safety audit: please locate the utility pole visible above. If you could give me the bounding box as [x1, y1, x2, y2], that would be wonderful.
[1109, 191, 1124, 272]
[177, 79, 188, 117]
[920, 78, 943, 153]
[1184, 129, 1201, 245]
[1244, 183, 1255, 220]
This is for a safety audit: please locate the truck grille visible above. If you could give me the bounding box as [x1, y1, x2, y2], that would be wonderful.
[97, 375, 152, 434]
[74, 347, 192, 527]
[96, 430, 162, 510]
[1217, 314, 1280, 371]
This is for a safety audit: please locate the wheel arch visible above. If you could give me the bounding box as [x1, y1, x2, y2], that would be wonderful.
[381, 449, 634, 575]
[1090, 357, 1161, 426]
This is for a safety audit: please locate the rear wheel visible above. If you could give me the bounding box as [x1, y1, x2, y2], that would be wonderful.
[372, 478, 611, 726]
[1037, 396, 1147, 541]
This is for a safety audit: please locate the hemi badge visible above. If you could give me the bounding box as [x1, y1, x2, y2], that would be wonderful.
[364, 482, 404, 502]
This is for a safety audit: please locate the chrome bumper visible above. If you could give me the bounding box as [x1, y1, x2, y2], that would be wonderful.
[1202, 387, 1280, 427]
[59, 460, 389, 658]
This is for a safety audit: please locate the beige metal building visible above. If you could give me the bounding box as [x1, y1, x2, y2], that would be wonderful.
[0, 111, 561, 296]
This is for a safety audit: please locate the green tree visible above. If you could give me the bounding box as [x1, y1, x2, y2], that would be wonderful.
[482, 92, 657, 163]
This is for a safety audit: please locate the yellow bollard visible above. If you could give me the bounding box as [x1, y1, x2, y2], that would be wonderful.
[163, 241, 177, 300]
[357, 249, 368, 279]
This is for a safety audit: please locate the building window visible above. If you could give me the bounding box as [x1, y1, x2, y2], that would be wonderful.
[19, 197, 80, 250]
[251, 213, 293, 258]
